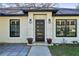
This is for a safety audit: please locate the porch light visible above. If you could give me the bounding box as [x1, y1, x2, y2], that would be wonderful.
[48, 19, 51, 24]
[29, 19, 32, 24]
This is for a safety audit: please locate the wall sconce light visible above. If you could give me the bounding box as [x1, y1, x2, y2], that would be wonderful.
[29, 19, 32, 24]
[48, 19, 51, 24]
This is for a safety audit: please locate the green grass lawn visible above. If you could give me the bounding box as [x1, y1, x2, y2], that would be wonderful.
[48, 44, 79, 56]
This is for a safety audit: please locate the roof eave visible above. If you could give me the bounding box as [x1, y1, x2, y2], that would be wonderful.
[53, 14, 79, 16]
[0, 14, 28, 16]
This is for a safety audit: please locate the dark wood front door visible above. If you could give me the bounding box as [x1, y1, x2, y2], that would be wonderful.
[35, 20, 45, 42]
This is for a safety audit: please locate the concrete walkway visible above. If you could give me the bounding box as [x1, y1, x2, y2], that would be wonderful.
[28, 46, 51, 56]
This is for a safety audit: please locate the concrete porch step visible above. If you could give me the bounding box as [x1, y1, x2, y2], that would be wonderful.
[27, 43, 53, 46]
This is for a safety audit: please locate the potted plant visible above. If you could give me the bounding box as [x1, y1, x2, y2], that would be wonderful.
[27, 38, 33, 44]
[47, 38, 52, 44]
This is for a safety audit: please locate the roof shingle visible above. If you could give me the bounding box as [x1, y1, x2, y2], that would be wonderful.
[0, 7, 79, 16]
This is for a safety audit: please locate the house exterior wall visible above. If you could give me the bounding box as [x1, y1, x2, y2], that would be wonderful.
[0, 16, 28, 43]
[0, 12, 79, 44]
[53, 16, 79, 44]
[0, 12, 53, 43]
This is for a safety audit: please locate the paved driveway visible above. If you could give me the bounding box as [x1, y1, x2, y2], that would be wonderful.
[28, 46, 51, 56]
[0, 43, 31, 56]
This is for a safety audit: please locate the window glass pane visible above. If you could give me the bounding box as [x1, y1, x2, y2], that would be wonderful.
[10, 19, 20, 37]
[61, 20, 65, 25]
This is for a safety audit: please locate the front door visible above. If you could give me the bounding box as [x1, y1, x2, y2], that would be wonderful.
[35, 20, 45, 42]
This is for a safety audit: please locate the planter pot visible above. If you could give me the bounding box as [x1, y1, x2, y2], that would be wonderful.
[27, 38, 33, 44]
[47, 38, 52, 44]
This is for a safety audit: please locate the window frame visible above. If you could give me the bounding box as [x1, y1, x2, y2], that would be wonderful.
[10, 19, 20, 37]
[56, 19, 77, 37]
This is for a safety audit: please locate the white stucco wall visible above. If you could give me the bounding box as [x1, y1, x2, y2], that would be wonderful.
[0, 16, 28, 43]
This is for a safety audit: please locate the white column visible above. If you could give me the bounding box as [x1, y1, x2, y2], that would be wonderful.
[46, 13, 53, 41]
[27, 13, 34, 42]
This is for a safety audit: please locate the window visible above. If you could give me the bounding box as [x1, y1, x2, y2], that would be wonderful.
[66, 20, 77, 37]
[10, 19, 20, 37]
[56, 19, 77, 37]
[56, 19, 66, 37]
